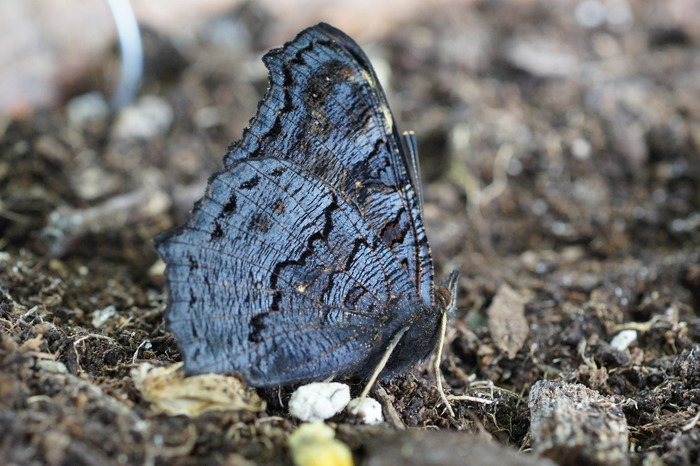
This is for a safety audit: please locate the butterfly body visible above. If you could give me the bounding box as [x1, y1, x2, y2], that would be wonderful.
[156, 23, 457, 387]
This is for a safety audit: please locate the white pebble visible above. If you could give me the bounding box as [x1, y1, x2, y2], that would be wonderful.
[112, 95, 173, 140]
[347, 397, 383, 425]
[288, 382, 350, 422]
[66, 92, 110, 127]
[91, 305, 118, 328]
[575, 0, 606, 29]
[610, 329, 637, 351]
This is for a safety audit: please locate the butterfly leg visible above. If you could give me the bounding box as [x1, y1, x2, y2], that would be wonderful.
[359, 326, 409, 399]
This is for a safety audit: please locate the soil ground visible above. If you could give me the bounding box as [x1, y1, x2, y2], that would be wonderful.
[1, 1, 699, 465]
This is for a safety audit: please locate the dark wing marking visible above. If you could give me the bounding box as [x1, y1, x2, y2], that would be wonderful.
[226, 23, 434, 306]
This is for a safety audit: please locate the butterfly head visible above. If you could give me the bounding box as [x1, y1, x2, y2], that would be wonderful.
[435, 270, 460, 315]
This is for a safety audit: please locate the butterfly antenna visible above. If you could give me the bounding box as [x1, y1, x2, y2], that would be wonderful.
[359, 326, 408, 399]
[402, 131, 424, 215]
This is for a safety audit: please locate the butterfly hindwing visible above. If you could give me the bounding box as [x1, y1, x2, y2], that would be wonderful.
[157, 157, 420, 385]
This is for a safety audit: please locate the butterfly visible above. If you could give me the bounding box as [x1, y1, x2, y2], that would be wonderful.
[155, 22, 459, 394]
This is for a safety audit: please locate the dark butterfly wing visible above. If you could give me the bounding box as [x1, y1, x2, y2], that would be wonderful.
[155, 23, 440, 385]
[156, 157, 421, 385]
[227, 23, 434, 306]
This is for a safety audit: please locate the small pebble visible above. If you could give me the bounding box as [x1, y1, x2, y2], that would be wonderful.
[91, 305, 118, 328]
[66, 92, 110, 127]
[289, 382, 350, 422]
[112, 95, 173, 140]
[347, 397, 383, 425]
[610, 329, 637, 351]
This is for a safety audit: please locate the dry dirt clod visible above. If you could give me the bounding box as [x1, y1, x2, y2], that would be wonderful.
[528, 380, 630, 466]
[487, 283, 528, 360]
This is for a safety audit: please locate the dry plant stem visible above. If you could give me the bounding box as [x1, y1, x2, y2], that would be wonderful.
[448, 395, 494, 405]
[132, 339, 151, 363]
[682, 411, 700, 431]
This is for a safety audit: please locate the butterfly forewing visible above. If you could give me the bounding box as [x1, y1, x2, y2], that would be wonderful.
[226, 23, 434, 305]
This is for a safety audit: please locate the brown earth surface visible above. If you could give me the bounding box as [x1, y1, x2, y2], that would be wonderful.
[1, 1, 699, 465]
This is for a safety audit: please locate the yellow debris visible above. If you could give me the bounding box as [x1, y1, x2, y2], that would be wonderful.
[131, 362, 264, 416]
[288, 422, 354, 466]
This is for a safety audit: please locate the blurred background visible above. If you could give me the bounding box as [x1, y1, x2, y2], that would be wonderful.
[2, 0, 698, 265]
[1, 0, 441, 115]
